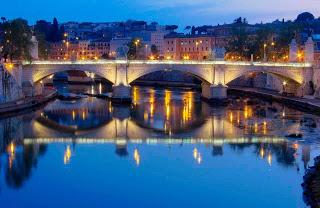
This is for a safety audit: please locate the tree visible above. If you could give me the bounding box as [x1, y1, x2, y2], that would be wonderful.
[0, 18, 33, 61]
[253, 27, 275, 60]
[34, 20, 51, 59]
[234, 17, 243, 24]
[165, 25, 178, 32]
[191, 26, 196, 35]
[127, 38, 143, 60]
[184, 26, 191, 34]
[48, 18, 63, 42]
[34, 20, 50, 40]
[150, 44, 159, 57]
[1, 17, 6, 23]
[35, 32, 49, 60]
[275, 22, 303, 59]
[226, 25, 251, 60]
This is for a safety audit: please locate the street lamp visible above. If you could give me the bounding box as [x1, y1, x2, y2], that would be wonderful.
[183, 55, 190, 60]
[263, 43, 267, 61]
[145, 44, 148, 59]
[282, 81, 287, 94]
[134, 39, 140, 59]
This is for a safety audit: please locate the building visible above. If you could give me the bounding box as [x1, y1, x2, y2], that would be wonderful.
[86, 40, 110, 60]
[313, 34, 320, 63]
[151, 25, 171, 57]
[164, 34, 226, 60]
[49, 42, 79, 60]
[49, 39, 109, 60]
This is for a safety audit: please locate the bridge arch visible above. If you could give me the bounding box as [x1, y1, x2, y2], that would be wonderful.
[23, 64, 117, 84]
[224, 65, 306, 85]
[127, 64, 214, 84]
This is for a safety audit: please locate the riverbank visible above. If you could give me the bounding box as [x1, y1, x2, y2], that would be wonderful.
[0, 88, 57, 116]
[302, 156, 320, 208]
[229, 87, 320, 114]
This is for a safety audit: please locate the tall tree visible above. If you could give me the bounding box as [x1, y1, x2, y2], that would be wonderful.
[34, 20, 51, 59]
[127, 38, 143, 60]
[48, 18, 60, 42]
[150, 44, 159, 57]
[226, 26, 251, 60]
[35, 32, 49, 60]
[0, 18, 33, 61]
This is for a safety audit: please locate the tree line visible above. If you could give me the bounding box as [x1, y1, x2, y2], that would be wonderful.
[225, 16, 317, 61]
[0, 17, 65, 61]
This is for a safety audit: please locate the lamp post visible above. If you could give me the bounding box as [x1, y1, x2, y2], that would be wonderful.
[145, 44, 148, 60]
[134, 39, 140, 59]
[271, 42, 275, 61]
[263, 43, 267, 62]
[282, 81, 287, 95]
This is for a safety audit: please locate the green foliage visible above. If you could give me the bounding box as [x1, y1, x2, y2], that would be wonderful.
[35, 32, 50, 60]
[226, 20, 304, 61]
[127, 38, 143, 60]
[0, 18, 33, 61]
[151, 44, 159, 57]
[226, 25, 253, 60]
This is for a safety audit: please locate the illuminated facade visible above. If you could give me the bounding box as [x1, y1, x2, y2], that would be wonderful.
[49, 40, 109, 60]
[164, 34, 226, 60]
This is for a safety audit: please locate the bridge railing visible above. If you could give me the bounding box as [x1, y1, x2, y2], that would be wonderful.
[22, 60, 313, 68]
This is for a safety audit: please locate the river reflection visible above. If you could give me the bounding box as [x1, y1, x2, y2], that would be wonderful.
[0, 85, 320, 207]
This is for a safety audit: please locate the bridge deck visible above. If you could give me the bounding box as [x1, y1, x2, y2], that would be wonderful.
[23, 60, 312, 68]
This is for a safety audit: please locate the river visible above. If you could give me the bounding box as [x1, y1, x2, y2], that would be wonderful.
[0, 83, 320, 207]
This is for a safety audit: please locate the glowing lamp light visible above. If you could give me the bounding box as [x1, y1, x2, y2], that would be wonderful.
[193, 148, 198, 159]
[297, 53, 302, 58]
[183, 55, 190, 60]
[6, 63, 13, 70]
[260, 148, 265, 158]
[267, 153, 272, 166]
[63, 145, 72, 164]
[7, 142, 15, 155]
[134, 148, 140, 166]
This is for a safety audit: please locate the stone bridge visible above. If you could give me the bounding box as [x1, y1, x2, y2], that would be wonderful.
[18, 60, 314, 102]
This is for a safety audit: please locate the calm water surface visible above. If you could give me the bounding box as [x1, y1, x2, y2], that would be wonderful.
[1, 84, 320, 208]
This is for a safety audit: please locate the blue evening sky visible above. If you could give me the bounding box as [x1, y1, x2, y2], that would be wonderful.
[2, 0, 319, 27]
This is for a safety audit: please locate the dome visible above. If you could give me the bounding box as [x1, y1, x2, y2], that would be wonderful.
[296, 12, 315, 22]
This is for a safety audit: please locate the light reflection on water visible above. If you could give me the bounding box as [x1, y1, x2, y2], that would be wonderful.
[0, 84, 320, 207]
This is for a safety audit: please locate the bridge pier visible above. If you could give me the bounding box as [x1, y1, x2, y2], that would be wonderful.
[111, 84, 132, 104]
[201, 83, 228, 104]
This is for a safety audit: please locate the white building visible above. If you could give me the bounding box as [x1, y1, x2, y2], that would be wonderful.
[151, 26, 171, 57]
